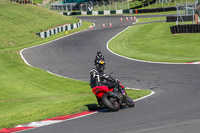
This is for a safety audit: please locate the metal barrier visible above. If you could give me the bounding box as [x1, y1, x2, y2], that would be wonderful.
[36, 20, 82, 38]
[51, 1, 130, 11]
[166, 15, 194, 22]
[176, 3, 196, 24]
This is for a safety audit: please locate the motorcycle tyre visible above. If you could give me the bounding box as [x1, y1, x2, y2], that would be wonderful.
[126, 95, 135, 108]
[102, 93, 120, 112]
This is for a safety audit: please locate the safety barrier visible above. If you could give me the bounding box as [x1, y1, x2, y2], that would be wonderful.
[134, 7, 176, 13]
[166, 15, 194, 22]
[36, 20, 82, 38]
[62, 7, 176, 16]
[170, 24, 200, 34]
[63, 9, 135, 15]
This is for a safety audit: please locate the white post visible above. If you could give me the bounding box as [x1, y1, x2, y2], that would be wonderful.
[176, 6, 179, 25]
[127, 0, 129, 9]
[109, 1, 111, 10]
[91, 1, 93, 11]
[115, 1, 117, 10]
[122, 1, 123, 10]
[97, 1, 99, 11]
[103, 1, 105, 11]
[86, 2, 87, 11]
[186, 0, 188, 15]
[193, 6, 195, 24]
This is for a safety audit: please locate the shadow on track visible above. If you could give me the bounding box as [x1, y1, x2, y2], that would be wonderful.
[85, 104, 129, 113]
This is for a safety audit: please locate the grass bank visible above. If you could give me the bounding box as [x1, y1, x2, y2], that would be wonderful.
[0, 4, 151, 129]
[109, 17, 200, 63]
[0, 4, 79, 50]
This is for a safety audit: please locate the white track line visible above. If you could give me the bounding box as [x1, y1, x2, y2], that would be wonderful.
[19, 19, 156, 99]
[16, 121, 63, 128]
[15, 19, 156, 133]
[20, 23, 94, 80]
[135, 90, 155, 102]
[14, 112, 98, 133]
[125, 87, 155, 102]
[18, 19, 156, 129]
[106, 19, 195, 65]
[14, 88, 154, 133]
[20, 24, 92, 67]
[16, 112, 98, 128]
[20, 19, 155, 98]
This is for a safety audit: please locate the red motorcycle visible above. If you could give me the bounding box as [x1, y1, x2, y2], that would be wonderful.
[92, 81, 135, 111]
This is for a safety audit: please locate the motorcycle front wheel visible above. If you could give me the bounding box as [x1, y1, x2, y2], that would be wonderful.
[102, 93, 120, 112]
[126, 95, 135, 107]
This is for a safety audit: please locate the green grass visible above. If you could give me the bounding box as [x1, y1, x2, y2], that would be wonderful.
[125, 89, 152, 100]
[0, 55, 94, 128]
[0, 4, 151, 129]
[33, 0, 43, 4]
[109, 17, 200, 63]
[0, 4, 79, 50]
[0, 0, 42, 4]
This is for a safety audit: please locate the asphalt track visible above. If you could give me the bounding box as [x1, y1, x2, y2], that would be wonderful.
[21, 15, 200, 133]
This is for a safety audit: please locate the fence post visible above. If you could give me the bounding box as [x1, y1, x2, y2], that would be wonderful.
[128, 0, 129, 9]
[193, 8, 195, 24]
[109, 1, 111, 10]
[97, 1, 99, 11]
[103, 1, 105, 11]
[86, 2, 87, 11]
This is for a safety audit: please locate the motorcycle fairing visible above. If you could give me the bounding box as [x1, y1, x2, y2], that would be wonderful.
[92, 86, 113, 98]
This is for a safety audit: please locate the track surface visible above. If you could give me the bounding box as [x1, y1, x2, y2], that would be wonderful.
[21, 15, 200, 133]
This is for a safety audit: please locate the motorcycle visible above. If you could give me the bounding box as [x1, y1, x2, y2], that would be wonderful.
[92, 80, 135, 112]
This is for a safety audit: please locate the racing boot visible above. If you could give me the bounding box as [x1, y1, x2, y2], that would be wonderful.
[96, 96, 103, 106]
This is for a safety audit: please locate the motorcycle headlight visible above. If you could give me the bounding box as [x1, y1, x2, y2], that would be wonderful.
[100, 60, 104, 64]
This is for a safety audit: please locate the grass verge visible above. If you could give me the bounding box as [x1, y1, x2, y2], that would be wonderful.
[109, 17, 200, 63]
[0, 4, 151, 129]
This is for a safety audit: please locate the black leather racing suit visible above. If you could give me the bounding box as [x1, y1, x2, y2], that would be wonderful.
[89, 69, 117, 91]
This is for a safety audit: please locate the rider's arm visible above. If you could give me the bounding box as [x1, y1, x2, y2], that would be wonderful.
[102, 73, 115, 82]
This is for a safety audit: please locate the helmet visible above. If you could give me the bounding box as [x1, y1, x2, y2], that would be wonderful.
[97, 51, 101, 55]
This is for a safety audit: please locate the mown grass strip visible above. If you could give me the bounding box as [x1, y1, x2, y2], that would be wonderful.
[0, 4, 151, 129]
[109, 17, 200, 63]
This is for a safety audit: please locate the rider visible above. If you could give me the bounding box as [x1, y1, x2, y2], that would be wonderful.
[90, 51, 116, 89]
[90, 51, 121, 105]
[94, 51, 105, 66]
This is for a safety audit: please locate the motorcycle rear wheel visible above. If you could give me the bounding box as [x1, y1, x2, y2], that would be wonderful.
[102, 93, 120, 112]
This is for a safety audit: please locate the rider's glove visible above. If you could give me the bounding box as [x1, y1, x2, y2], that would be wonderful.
[115, 78, 119, 82]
